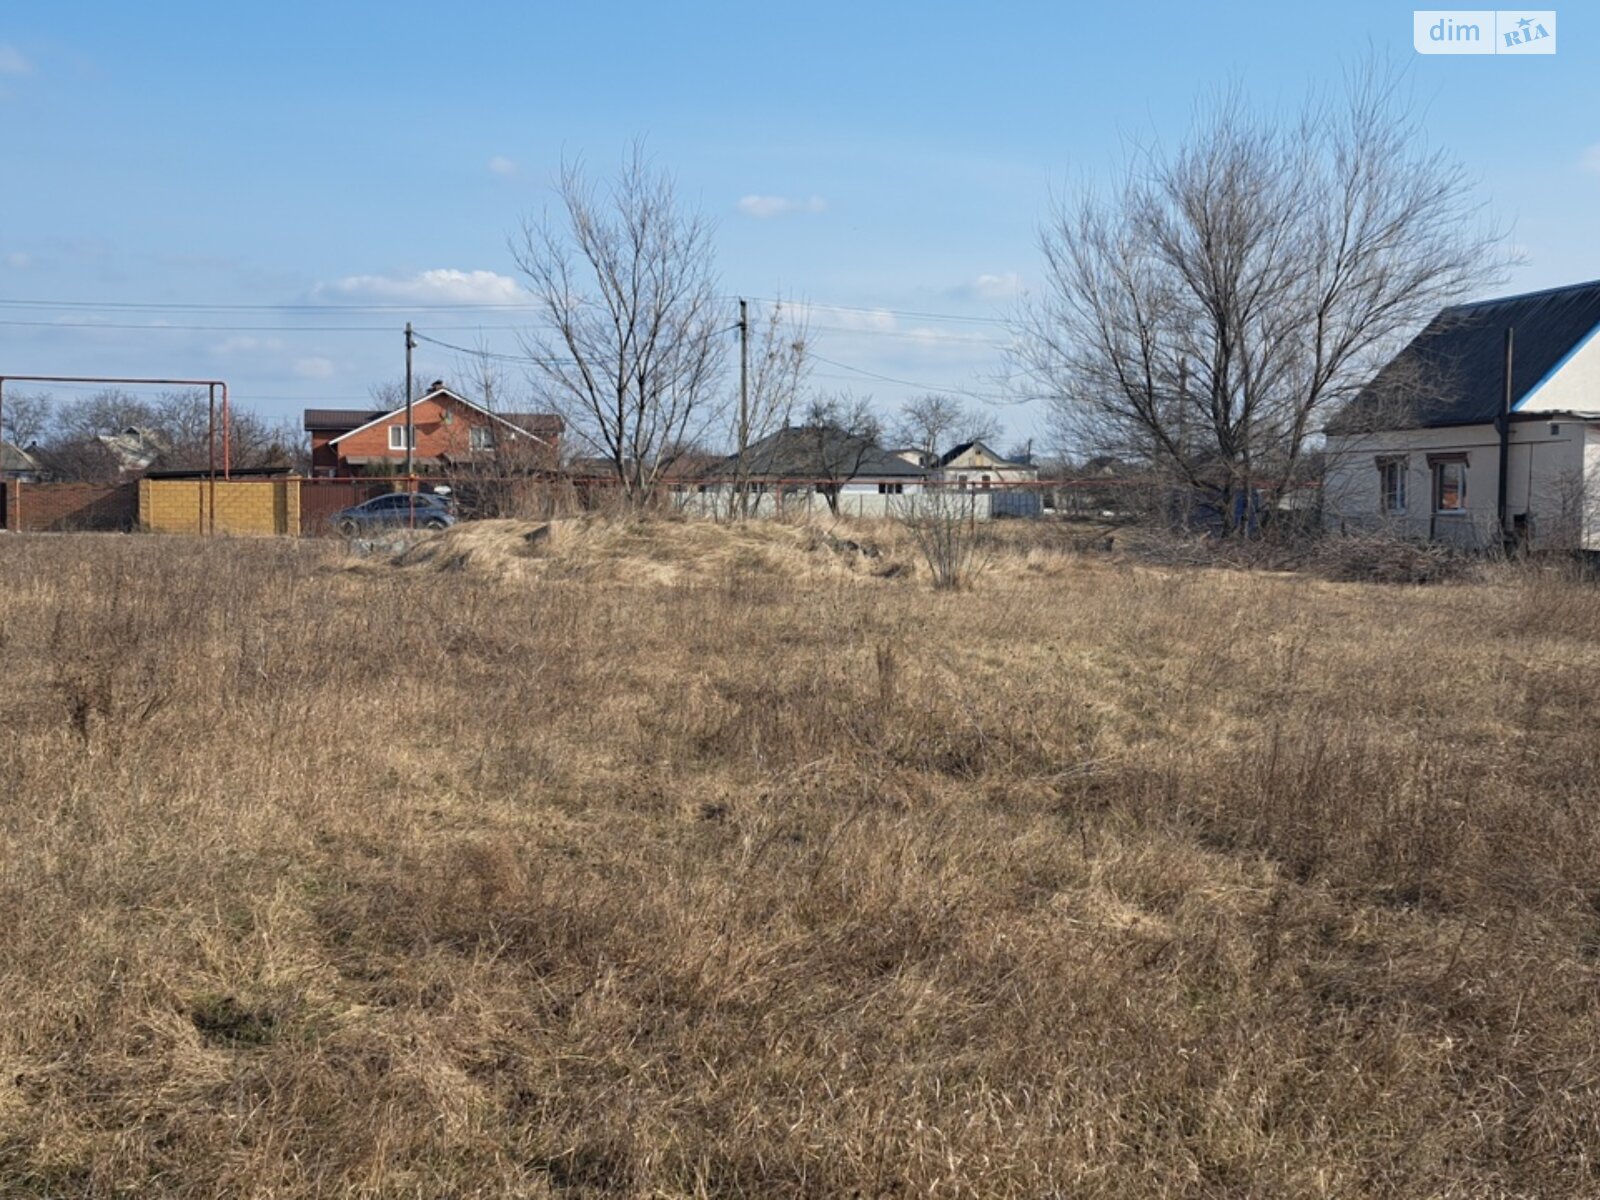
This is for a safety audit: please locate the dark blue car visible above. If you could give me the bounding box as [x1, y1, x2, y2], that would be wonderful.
[332, 492, 457, 536]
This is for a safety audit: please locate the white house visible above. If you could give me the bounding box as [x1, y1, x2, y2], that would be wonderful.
[936, 440, 1039, 487]
[1324, 280, 1600, 550]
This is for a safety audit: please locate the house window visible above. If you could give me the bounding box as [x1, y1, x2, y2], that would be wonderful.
[1376, 457, 1407, 514]
[877, 482, 904, 494]
[387, 426, 414, 451]
[1432, 457, 1467, 513]
[470, 426, 495, 451]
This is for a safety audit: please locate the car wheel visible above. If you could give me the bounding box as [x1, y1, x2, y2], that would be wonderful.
[336, 517, 359, 538]
[422, 517, 449, 530]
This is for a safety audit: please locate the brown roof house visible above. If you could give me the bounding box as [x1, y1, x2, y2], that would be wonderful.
[305, 383, 562, 475]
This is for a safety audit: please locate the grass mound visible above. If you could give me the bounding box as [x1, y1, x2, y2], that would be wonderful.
[384, 515, 917, 584]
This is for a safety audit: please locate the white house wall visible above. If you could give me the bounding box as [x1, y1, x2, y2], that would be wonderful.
[1516, 326, 1600, 414]
[676, 484, 1018, 521]
[1325, 420, 1596, 549]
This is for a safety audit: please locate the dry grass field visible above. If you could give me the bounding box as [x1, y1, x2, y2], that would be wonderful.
[3, 517, 1600, 1197]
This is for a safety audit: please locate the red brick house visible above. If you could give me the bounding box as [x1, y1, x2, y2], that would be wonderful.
[304, 383, 561, 475]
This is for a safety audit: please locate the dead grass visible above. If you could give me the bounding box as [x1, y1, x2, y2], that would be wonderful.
[2, 523, 1599, 1196]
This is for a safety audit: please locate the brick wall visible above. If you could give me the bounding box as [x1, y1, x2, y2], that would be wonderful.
[2, 481, 138, 531]
[139, 479, 300, 536]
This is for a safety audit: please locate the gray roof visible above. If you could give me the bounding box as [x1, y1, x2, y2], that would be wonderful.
[2, 441, 42, 474]
[1331, 279, 1600, 432]
[708, 426, 928, 480]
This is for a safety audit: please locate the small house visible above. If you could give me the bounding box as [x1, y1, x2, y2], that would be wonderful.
[2, 440, 46, 482]
[936, 440, 1038, 488]
[1324, 280, 1600, 550]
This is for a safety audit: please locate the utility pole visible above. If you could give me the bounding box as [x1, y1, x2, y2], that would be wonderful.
[1498, 325, 1513, 546]
[737, 298, 750, 515]
[738, 299, 750, 451]
[404, 322, 416, 479]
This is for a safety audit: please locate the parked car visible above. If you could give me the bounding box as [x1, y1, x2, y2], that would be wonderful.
[332, 492, 456, 536]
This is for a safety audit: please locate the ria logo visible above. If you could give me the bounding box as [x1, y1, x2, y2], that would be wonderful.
[1501, 13, 1552, 47]
[1413, 10, 1556, 54]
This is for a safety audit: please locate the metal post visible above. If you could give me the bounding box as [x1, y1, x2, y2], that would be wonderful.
[0, 376, 9, 531]
[1498, 326, 1513, 544]
[404, 322, 415, 479]
[404, 323, 416, 527]
[221, 383, 232, 480]
[207, 383, 217, 534]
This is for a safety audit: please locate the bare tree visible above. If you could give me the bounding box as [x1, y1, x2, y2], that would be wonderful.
[29, 389, 294, 481]
[1, 391, 51, 449]
[512, 145, 727, 506]
[893, 394, 999, 464]
[802, 393, 883, 515]
[1014, 60, 1509, 535]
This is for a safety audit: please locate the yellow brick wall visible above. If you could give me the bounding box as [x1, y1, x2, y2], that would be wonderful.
[139, 479, 300, 536]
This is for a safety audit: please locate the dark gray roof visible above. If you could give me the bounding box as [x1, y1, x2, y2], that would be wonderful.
[708, 426, 928, 480]
[938, 439, 1028, 468]
[304, 408, 387, 431]
[1331, 280, 1600, 432]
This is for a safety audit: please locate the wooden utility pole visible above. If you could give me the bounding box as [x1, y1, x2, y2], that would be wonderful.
[737, 299, 750, 514]
[404, 322, 416, 478]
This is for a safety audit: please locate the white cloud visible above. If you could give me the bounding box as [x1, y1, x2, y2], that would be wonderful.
[0, 45, 31, 76]
[971, 272, 1022, 299]
[212, 335, 286, 356]
[294, 356, 336, 380]
[487, 155, 517, 177]
[792, 302, 897, 332]
[5, 251, 32, 269]
[949, 272, 1022, 301]
[315, 268, 525, 306]
[737, 194, 827, 218]
[1581, 145, 1600, 175]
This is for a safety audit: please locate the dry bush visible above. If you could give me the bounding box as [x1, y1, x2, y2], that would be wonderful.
[897, 492, 992, 589]
[1309, 530, 1484, 585]
[2, 527, 1600, 1196]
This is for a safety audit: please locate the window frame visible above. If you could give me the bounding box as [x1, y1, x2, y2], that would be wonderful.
[1376, 455, 1407, 515]
[1428, 453, 1469, 515]
[387, 425, 415, 451]
[469, 425, 495, 451]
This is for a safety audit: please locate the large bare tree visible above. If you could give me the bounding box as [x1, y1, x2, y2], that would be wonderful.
[892, 393, 999, 464]
[1014, 62, 1509, 533]
[512, 147, 727, 505]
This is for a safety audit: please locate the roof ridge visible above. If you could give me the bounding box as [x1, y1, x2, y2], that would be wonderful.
[1446, 278, 1600, 312]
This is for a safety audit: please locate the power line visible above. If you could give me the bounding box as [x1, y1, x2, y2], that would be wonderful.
[739, 295, 1012, 327]
[410, 330, 572, 366]
[805, 323, 1011, 347]
[810, 354, 1044, 408]
[0, 319, 405, 333]
[0, 293, 1016, 328]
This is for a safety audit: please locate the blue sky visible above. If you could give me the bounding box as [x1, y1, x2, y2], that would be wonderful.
[1, 2, 1595, 448]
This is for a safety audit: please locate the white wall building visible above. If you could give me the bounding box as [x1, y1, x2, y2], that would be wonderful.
[1324, 280, 1600, 551]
